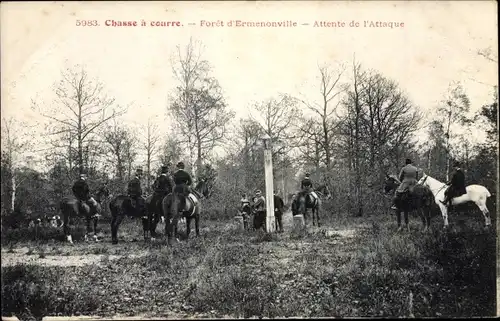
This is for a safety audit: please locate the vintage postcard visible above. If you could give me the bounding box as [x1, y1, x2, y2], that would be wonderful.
[1, 1, 498, 319]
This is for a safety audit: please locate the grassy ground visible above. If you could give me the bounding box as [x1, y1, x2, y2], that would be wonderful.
[1, 206, 497, 320]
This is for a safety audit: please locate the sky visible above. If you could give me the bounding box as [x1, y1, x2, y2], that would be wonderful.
[1, 1, 498, 170]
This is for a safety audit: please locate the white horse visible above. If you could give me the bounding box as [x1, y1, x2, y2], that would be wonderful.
[417, 173, 492, 228]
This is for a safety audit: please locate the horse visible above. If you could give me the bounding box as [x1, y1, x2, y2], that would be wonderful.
[296, 190, 322, 227]
[161, 181, 207, 243]
[417, 173, 492, 229]
[240, 203, 252, 230]
[109, 194, 150, 244]
[384, 174, 435, 232]
[60, 196, 102, 244]
[146, 191, 170, 238]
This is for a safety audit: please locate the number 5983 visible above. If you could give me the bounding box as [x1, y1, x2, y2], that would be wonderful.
[76, 20, 99, 27]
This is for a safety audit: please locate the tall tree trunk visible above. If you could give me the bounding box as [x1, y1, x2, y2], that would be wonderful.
[10, 175, 16, 212]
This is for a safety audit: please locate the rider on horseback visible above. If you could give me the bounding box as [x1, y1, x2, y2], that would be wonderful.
[173, 161, 193, 212]
[152, 164, 173, 206]
[441, 161, 466, 207]
[300, 172, 313, 203]
[127, 168, 145, 216]
[72, 173, 99, 216]
[391, 158, 419, 210]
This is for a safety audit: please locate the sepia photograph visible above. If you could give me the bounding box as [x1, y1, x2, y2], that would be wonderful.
[1, 1, 498, 319]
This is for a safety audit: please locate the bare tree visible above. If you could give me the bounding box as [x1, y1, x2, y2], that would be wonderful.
[436, 82, 471, 180]
[102, 120, 136, 181]
[358, 71, 422, 174]
[1, 117, 33, 212]
[141, 116, 162, 191]
[340, 59, 366, 217]
[169, 39, 234, 178]
[32, 65, 126, 175]
[250, 94, 301, 160]
[159, 136, 184, 173]
[298, 63, 347, 171]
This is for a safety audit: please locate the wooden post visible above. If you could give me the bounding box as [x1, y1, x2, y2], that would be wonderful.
[264, 148, 275, 233]
[262, 134, 275, 233]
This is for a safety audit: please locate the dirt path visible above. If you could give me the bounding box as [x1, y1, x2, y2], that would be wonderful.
[1, 211, 362, 269]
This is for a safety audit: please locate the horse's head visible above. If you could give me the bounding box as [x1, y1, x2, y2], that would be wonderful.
[383, 174, 400, 194]
[417, 173, 430, 188]
[193, 179, 212, 199]
[315, 184, 332, 199]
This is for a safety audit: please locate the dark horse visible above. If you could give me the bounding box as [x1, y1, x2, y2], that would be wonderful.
[160, 180, 208, 244]
[109, 194, 150, 244]
[240, 203, 252, 231]
[296, 190, 322, 227]
[60, 196, 102, 244]
[384, 174, 435, 232]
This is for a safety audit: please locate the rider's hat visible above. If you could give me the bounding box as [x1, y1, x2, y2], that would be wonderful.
[405, 158, 412, 165]
[136, 168, 143, 174]
[255, 189, 262, 195]
[176, 161, 185, 169]
[79, 173, 87, 179]
[305, 172, 310, 176]
[161, 164, 169, 172]
[453, 161, 461, 168]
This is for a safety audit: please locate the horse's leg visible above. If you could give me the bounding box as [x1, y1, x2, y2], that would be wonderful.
[63, 210, 74, 244]
[316, 206, 321, 227]
[438, 203, 449, 229]
[141, 216, 149, 241]
[93, 216, 99, 241]
[419, 209, 426, 232]
[111, 214, 124, 245]
[396, 210, 402, 232]
[425, 207, 431, 232]
[85, 216, 92, 242]
[404, 210, 410, 232]
[195, 213, 200, 237]
[186, 216, 191, 239]
[480, 205, 492, 227]
[167, 198, 181, 245]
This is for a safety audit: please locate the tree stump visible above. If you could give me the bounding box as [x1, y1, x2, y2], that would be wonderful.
[234, 215, 245, 231]
[293, 214, 305, 230]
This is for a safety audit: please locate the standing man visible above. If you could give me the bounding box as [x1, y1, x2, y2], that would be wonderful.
[273, 191, 285, 233]
[391, 158, 419, 210]
[252, 190, 266, 231]
[96, 180, 110, 216]
[441, 161, 467, 207]
[127, 168, 145, 216]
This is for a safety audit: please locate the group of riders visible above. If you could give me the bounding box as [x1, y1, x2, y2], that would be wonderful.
[71, 161, 195, 218]
[391, 158, 467, 209]
[70, 156, 467, 227]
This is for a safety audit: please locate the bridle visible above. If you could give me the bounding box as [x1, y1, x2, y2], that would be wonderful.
[420, 174, 447, 194]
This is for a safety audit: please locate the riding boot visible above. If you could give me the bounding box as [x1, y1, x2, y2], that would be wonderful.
[391, 195, 398, 210]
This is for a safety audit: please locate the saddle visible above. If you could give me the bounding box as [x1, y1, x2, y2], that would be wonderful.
[78, 200, 91, 214]
[306, 192, 318, 205]
[179, 193, 198, 216]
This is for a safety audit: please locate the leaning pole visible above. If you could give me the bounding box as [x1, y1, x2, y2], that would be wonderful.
[262, 134, 275, 233]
